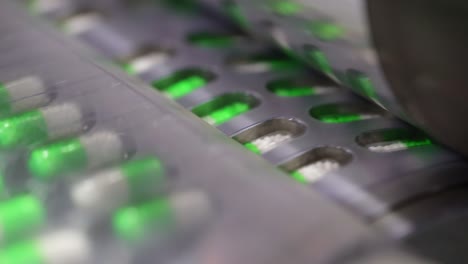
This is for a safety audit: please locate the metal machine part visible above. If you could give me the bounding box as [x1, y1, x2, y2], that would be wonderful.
[206, 0, 468, 157]
[1, 0, 468, 263]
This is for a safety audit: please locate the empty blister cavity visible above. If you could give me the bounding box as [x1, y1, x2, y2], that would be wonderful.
[267, 78, 335, 97]
[0, 76, 52, 116]
[310, 102, 385, 124]
[234, 118, 305, 154]
[226, 52, 302, 73]
[192, 93, 260, 126]
[280, 147, 352, 184]
[62, 11, 103, 35]
[0, 229, 91, 264]
[28, 131, 129, 181]
[152, 68, 216, 99]
[0, 103, 91, 149]
[187, 31, 240, 48]
[71, 156, 166, 216]
[356, 128, 433, 153]
[124, 46, 173, 75]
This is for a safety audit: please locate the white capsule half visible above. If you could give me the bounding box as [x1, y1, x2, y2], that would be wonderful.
[38, 230, 91, 264]
[42, 103, 84, 139]
[250, 132, 292, 153]
[80, 131, 125, 169]
[64, 13, 102, 36]
[4, 76, 50, 113]
[231, 62, 272, 73]
[71, 168, 129, 214]
[170, 190, 213, 232]
[368, 141, 408, 153]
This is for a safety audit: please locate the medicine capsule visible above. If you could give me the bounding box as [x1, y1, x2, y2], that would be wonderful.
[0, 103, 84, 149]
[0, 195, 46, 243]
[0, 76, 50, 116]
[0, 229, 91, 264]
[244, 132, 293, 154]
[291, 160, 340, 184]
[72, 157, 166, 214]
[113, 191, 212, 242]
[28, 131, 125, 181]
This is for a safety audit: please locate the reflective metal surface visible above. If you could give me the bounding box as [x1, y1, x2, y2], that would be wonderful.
[221, 0, 468, 157]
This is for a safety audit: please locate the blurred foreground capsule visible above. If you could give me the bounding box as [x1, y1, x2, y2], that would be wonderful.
[71, 157, 166, 214]
[0, 229, 91, 264]
[29, 0, 72, 15]
[28, 131, 126, 181]
[0, 76, 51, 116]
[113, 190, 213, 243]
[63, 12, 102, 36]
[0, 195, 45, 243]
[0, 103, 85, 149]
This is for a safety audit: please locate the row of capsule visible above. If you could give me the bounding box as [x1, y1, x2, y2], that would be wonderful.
[0, 77, 213, 263]
[52, 8, 435, 187]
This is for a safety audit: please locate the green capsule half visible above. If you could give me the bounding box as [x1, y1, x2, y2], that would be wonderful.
[28, 139, 87, 181]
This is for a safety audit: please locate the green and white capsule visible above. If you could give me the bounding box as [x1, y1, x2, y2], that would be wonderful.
[113, 191, 213, 242]
[291, 160, 340, 184]
[28, 131, 126, 181]
[71, 157, 166, 214]
[0, 229, 91, 264]
[0, 195, 46, 243]
[245, 132, 293, 154]
[0, 76, 50, 116]
[367, 138, 433, 153]
[0, 103, 84, 149]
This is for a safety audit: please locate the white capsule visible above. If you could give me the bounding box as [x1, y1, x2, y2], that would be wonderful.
[80, 131, 125, 169]
[170, 190, 213, 232]
[250, 132, 292, 153]
[38, 230, 91, 264]
[71, 168, 129, 214]
[64, 13, 102, 35]
[3, 76, 50, 113]
[42, 103, 84, 139]
[296, 160, 340, 183]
